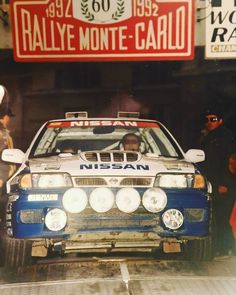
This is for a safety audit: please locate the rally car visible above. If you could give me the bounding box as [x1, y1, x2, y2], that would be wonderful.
[0, 112, 213, 267]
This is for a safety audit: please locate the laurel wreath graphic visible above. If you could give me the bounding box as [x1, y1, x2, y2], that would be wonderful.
[81, 0, 95, 21]
[80, 0, 125, 23]
[112, 0, 125, 21]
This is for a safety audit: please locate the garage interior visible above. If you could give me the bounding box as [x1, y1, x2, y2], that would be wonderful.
[1, 47, 236, 152]
[1, 0, 236, 152]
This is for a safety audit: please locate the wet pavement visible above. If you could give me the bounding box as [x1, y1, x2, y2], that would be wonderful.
[0, 253, 236, 294]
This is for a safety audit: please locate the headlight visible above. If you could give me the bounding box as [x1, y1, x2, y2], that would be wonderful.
[45, 208, 67, 231]
[20, 173, 72, 189]
[142, 188, 167, 213]
[184, 208, 205, 222]
[116, 188, 141, 213]
[63, 188, 88, 213]
[154, 173, 206, 189]
[89, 188, 114, 213]
[20, 209, 44, 223]
[162, 209, 184, 230]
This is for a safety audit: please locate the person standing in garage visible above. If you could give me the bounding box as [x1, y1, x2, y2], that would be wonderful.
[0, 85, 15, 220]
[200, 110, 236, 191]
[218, 152, 236, 255]
[200, 109, 236, 255]
[0, 108, 15, 186]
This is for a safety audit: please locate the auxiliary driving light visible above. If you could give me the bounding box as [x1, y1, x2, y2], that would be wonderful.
[162, 209, 184, 230]
[89, 188, 114, 213]
[142, 188, 167, 213]
[116, 188, 141, 213]
[62, 188, 88, 213]
[45, 208, 67, 231]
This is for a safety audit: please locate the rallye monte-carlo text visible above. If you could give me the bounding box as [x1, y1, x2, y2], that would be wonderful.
[0, 112, 213, 267]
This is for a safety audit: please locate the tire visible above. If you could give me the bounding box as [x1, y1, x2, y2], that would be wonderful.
[184, 236, 214, 261]
[1, 233, 34, 268]
[0, 235, 5, 267]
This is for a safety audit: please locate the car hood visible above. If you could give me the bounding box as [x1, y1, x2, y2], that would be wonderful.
[27, 151, 195, 177]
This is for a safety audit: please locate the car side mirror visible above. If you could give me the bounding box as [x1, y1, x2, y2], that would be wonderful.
[1, 149, 25, 164]
[185, 149, 205, 163]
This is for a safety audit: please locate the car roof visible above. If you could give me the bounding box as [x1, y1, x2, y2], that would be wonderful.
[48, 117, 158, 122]
[45, 111, 160, 124]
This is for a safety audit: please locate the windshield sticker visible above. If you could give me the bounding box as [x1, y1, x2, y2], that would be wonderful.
[47, 121, 159, 128]
[80, 163, 150, 170]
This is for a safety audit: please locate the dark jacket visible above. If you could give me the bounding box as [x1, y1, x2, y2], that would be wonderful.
[221, 171, 236, 202]
[201, 125, 236, 192]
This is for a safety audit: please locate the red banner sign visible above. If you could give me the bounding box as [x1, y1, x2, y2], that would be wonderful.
[11, 0, 194, 61]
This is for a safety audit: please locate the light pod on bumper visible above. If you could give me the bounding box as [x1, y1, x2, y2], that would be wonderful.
[116, 188, 141, 213]
[62, 188, 88, 213]
[89, 188, 114, 213]
[142, 188, 167, 213]
[162, 209, 184, 230]
[45, 208, 67, 231]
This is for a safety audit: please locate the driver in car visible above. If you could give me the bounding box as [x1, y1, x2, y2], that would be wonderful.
[122, 133, 141, 152]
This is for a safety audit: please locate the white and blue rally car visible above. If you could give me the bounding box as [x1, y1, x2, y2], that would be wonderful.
[1, 112, 213, 267]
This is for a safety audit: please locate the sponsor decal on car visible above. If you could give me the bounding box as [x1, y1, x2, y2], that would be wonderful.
[47, 121, 159, 128]
[80, 163, 150, 170]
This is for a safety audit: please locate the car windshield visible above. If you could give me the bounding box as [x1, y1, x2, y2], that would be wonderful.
[29, 120, 182, 158]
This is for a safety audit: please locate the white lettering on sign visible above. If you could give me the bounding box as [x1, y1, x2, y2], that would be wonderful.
[206, 0, 236, 58]
[21, 9, 76, 51]
[11, 0, 194, 61]
[135, 7, 185, 50]
[79, 26, 128, 50]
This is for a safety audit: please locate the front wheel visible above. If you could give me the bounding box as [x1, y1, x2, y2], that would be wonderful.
[184, 236, 214, 261]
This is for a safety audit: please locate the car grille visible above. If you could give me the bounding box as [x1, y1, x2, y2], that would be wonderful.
[65, 208, 160, 233]
[83, 151, 139, 162]
[73, 177, 153, 187]
[120, 178, 152, 186]
[74, 178, 107, 186]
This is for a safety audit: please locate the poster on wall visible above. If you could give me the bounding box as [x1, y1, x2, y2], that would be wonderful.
[205, 0, 236, 59]
[11, 0, 195, 62]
